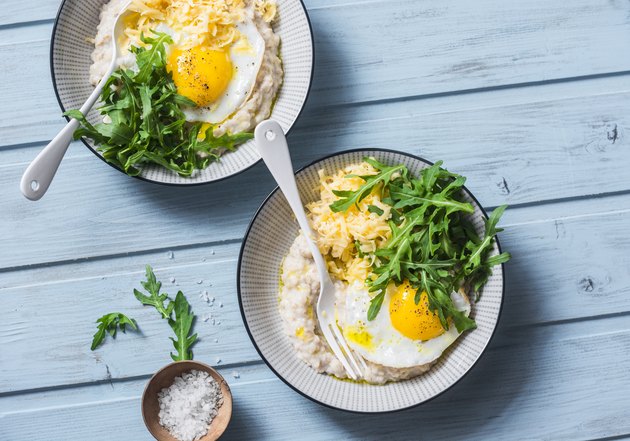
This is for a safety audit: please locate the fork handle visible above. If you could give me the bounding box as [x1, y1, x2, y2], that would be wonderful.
[19, 63, 114, 201]
[255, 120, 327, 270]
[19, 118, 80, 201]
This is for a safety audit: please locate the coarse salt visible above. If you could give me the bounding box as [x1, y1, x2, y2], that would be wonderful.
[158, 370, 223, 441]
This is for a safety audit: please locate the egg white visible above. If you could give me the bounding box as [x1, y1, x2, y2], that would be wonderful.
[180, 20, 265, 124]
[338, 282, 471, 369]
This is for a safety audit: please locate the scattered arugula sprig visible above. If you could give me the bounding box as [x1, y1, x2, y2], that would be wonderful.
[133, 265, 173, 319]
[331, 157, 511, 333]
[64, 30, 253, 177]
[91, 312, 137, 350]
[168, 292, 198, 362]
[91, 265, 198, 361]
[134, 265, 198, 361]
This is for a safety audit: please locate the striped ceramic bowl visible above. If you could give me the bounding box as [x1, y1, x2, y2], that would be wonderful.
[50, 0, 313, 185]
[237, 149, 505, 413]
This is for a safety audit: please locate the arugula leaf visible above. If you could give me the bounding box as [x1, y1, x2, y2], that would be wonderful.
[168, 291, 198, 361]
[330, 158, 510, 332]
[89, 265, 200, 359]
[463, 205, 509, 272]
[367, 291, 385, 321]
[330, 158, 406, 212]
[91, 312, 137, 350]
[132, 265, 198, 360]
[64, 30, 253, 177]
[133, 265, 174, 319]
[367, 204, 384, 216]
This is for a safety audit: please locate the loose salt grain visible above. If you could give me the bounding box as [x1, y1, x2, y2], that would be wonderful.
[158, 370, 223, 441]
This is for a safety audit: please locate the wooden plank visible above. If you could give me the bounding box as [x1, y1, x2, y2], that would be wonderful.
[0, 3, 55, 27]
[3, 89, 630, 268]
[2, 195, 630, 392]
[4, 0, 630, 145]
[2, 316, 629, 440]
[0, 242, 260, 393]
[0, 0, 351, 27]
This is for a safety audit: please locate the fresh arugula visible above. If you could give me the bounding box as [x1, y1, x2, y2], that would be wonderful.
[133, 265, 174, 319]
[64, 30, 253, 177]
[169, 291, 198, 361]
[89, 266, 198, 360]
[91, 312, 137, 350]
[331, 158, 511, 332]
[329, 158, 407, 213]
[134, 265, 198, 360]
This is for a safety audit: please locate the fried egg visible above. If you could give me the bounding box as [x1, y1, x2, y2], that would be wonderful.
[164, 20, 265, 124]
[339, 280, 471, 368]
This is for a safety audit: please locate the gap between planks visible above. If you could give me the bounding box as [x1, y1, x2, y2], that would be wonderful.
[1, 189, 629, 277]
[1, 315, 630, 441]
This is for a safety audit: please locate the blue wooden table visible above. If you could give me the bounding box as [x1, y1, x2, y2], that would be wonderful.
[2, 0, 630, 439]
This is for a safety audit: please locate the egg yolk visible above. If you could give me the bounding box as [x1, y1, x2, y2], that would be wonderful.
[167, 46, 233, 107]
[389, 281, 445, 341]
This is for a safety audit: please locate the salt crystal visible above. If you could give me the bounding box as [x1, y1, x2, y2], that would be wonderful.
[170, 277, 176, 283]
[197, 279, 203, 284]
[202, 257, 207, 262]
[167, 251, 174, 259]
[157, 370, 223, 441]
[211, 250, 215, 255]
[215, 358, 221, 364]
[214, 338, 219, 343]
[219, 302, 223, 308]
[232, 371, 240, 379]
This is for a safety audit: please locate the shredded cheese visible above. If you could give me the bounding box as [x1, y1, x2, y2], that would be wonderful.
[121, 0, 259, 50]
[255, 0, 277, 22]
[307, 161, 392, 284]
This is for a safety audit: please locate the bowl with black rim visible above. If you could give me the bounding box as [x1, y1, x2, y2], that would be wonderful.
[237, 148, 506, 413]
[50, 0, 314, 185]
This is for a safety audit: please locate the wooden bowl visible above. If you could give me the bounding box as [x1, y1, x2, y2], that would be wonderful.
[141, 361, 232, 441]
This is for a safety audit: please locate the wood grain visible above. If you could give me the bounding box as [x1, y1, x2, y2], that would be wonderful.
[4, 0, 630, 146]
[3, 0, 630, 439]
[2, 195, 630, 393]
[2, 317, 629, 441]
[2, 89, 630, 269]
[0, 0, 362, 26]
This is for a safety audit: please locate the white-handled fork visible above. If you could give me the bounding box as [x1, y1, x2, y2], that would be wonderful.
[255, 120, 366, 380]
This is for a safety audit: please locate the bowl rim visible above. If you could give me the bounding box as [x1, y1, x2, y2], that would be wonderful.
[49, 0, 315, 187]
[236, 147, 506, 414]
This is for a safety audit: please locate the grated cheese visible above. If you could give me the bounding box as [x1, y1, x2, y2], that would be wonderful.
[120, 0, 278, 50]
[255, 0, 277, 22]
[307, 161, 392, 284]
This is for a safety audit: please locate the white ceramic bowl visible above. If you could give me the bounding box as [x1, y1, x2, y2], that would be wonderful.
[50, 0, 313, 185]
[237, 149, 506, 413]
